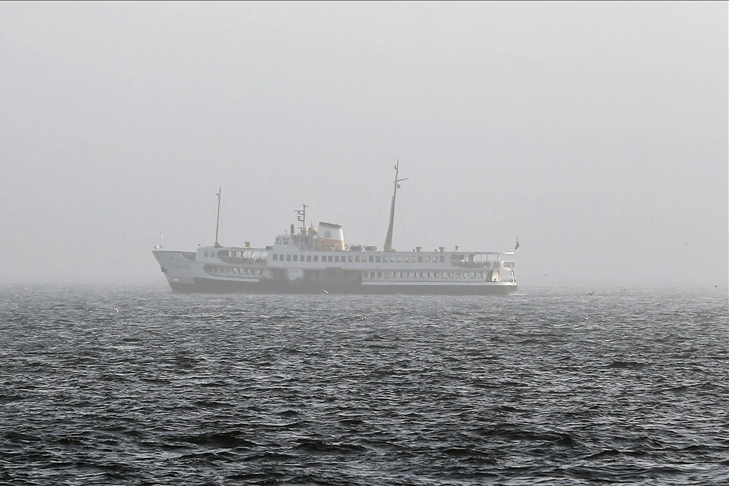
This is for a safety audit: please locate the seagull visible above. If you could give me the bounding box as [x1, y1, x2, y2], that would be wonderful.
[322, 289, 329, 294]
[114, 308, 119, 313]
[543, 273, 548, 277]
[587, 291, 594, 296]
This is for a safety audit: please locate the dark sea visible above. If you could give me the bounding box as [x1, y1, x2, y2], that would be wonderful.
[1, 284, 727, 485]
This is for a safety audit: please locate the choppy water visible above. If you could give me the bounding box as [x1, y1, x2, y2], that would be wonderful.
[1, 283, 727, 485]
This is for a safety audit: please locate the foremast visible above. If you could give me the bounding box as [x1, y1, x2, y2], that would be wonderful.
[214, 187, 222, 248]
[383, 160, 408, 252]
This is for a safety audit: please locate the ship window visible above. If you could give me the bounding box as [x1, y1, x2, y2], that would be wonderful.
[377, 272, 381, 278]
[425, 256, 430, 263]
[411, 256, 416, 263]
[375, 256, 381, 263]
[306, 255, 312, 262]
[368, 256, 374, 262]
[286, 255, 291, 261]
[355, 256, 360, 262]
[449, 272, 454, 278]
[440, 256, 445, 262]
[272, 254, 278, 261]
[471, 272, 476, 278]
[348, 256, 353, 262]
[293, 255, 298, 261]
[396, 256, 402, 262]
[284, 239, 289, 244]
[327, 256, 333, 262]
[418, 256, 423, 263]
[314, 255, 319, 262]
[335, 256, 340, 262]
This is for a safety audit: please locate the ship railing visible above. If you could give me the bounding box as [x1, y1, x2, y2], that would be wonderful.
[452, 261, 514, 269]
[218, 256, 268, 265]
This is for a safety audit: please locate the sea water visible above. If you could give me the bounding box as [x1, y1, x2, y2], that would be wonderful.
[1, 283, 727, 485]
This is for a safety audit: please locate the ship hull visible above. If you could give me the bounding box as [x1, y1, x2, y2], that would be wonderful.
[168, 277, 517, 295]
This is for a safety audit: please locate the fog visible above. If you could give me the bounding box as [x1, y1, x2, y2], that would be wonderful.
[1, 2, 726, 288]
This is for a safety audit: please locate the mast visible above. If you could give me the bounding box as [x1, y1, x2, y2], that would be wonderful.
[214, 187, 222, 248]
[383, 160, 408, 252]
[295, 204, 308, 235]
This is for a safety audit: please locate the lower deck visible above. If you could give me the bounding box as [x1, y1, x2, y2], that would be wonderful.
[169, 277, 517, 295]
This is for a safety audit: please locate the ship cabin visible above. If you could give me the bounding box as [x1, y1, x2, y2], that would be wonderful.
[196, 242, 270, 280]
[266, 221, 516, 284]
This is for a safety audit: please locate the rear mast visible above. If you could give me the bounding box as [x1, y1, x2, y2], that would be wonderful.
[383, 160, 408, 252]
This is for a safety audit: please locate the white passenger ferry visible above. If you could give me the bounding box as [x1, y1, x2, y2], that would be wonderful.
[153, 163, 517, 294]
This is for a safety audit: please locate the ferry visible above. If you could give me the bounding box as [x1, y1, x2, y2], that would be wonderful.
[153, 163, 518, 294]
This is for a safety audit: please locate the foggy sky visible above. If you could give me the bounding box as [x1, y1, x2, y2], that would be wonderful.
[1, 2, 727, 288]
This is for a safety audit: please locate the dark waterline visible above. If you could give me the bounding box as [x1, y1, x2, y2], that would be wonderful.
[1, 284, 728, 485]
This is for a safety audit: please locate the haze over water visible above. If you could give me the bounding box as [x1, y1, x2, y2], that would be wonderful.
[1, 2, 727, 484]
[2, 283, 727, 484]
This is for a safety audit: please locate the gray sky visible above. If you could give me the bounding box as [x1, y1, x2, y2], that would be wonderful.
[1, 2, 727, 288]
